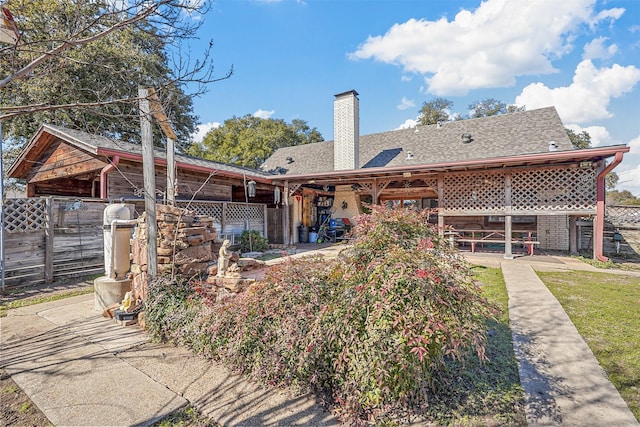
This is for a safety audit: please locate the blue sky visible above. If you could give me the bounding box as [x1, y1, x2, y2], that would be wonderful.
[189, 0, 640, 196]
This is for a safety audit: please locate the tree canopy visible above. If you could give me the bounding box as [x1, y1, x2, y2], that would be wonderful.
[0, 0, 228, 149]
[418, 97, 453, 125]
[566, 128, 592, 150]
[188, 115, 324, 169]
[468, 98, 524, 118]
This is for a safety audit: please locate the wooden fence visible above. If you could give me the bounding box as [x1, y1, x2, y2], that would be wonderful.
[1, 197, 268, 291]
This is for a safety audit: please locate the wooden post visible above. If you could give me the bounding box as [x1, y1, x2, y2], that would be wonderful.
[284, 181, 290, 245]
[166, 137, 176, 205]
[437, 176, 444, 236]
[148, 88, 178, 206]
[504, 173, 514, 259]
[569, 216, 578, 254]
[139, 87, 158, 279]
[44, 197, 54, 284]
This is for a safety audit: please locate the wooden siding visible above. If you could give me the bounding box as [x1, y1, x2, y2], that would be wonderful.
[106, 160, 232, 201]
[29, 140, 107, 182]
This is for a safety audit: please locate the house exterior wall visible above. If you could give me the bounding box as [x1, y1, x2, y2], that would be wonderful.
[332, 185, 362, 224]
[106, 160, 232, 201]
[538, 215, 569, 250]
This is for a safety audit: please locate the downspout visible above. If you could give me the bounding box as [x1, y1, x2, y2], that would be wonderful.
[594, 152, 623, 261]
[100, 155, 119, 199]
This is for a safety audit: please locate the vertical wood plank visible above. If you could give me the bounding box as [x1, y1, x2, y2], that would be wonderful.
[44, 197, 54, 283]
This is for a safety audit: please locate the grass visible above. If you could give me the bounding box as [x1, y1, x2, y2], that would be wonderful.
[152, 406, 219, 427]
[538, 270, 640, 421]
[422, 265, 526, 425]
[0, 288, 94, 317]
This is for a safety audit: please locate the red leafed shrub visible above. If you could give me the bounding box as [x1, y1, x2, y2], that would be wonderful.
[145, 206, 498, 425]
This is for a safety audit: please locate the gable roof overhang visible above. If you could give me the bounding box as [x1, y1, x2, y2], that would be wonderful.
[269, 145, 630, 186]
[8, 124, 272, 184]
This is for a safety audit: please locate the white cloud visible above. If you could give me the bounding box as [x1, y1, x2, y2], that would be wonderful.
[629, 135, 640, 153]
[515, 59, 640, 123]
[611, 135, 640, 196]
[565, 124, 616, 148]
[397, 96, 415, 111]
[617, 160, 640, 196]
[193, 121, 220, 143]
[582, 37, 617, 60]
[254, 109, 275, 119]
[349, 0, 623, 95]
[396, 118, 417, 130]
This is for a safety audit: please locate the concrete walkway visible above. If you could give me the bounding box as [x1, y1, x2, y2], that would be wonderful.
[502, 261, 638, 426]
[1, 246, 638, 426]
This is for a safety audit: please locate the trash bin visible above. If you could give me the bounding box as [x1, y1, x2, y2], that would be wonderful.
[298, 225, 309, 243]
[308, 231, 318, 243]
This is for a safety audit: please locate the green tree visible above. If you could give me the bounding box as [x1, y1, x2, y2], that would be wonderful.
[468, 98, 506, 117]
[0, 0, 228, 149]
[468, 99, 525, 118]
[607, 189, 640, 206]
[418, 97, 453, 125]
[605, 172, 619, 191]
[566, 128, 591, 149]
[188, 115, 324, 169]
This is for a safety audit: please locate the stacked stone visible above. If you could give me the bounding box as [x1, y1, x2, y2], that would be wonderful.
[131, 204, 217, 300]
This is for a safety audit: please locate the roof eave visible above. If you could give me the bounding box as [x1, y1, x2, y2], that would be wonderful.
[272, 145, 630, 182]
[96, 148, 272, 183]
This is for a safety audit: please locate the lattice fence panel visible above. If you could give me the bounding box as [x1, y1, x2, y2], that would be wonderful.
[4, 198, 47, 233]
[176, 201, 223, 221]
[512, 167, 596, 211]
[423, 177, 438, 189]
[442, 172, 505, 212]
[225, 203, 264, 224]
[606, 205, 640, 224]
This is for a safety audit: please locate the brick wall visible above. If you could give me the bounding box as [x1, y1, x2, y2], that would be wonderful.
[537, 215, 569, 250]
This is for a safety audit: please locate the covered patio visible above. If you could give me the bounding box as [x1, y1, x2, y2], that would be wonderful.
[272, 145, 628, 260]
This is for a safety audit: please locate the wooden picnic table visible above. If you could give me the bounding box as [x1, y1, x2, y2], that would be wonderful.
[454, 229, 539, 255]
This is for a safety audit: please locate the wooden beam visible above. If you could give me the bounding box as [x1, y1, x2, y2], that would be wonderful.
[147, 88, 178, 140]
[139, 87, 158, 279]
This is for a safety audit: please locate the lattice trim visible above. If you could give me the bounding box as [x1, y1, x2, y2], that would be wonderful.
[177, 201, 223, 221]
[511, 167, 596, 211]
[606, 205, 640, 224]
[442, 172, 505, 211]
[4, 198, 47, 233]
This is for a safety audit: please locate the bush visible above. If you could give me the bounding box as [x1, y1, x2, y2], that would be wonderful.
[239, 230, 269, 253]
[144, 206, 498, 425]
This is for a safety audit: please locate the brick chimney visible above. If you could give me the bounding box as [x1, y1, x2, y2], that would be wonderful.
[333, 90, 359, 170]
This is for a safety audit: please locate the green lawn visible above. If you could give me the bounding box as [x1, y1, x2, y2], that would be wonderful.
[538, 271, 640, 421]
[423, 265, 526, 426]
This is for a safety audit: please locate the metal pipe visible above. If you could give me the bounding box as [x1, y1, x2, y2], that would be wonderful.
[594, 152, 624, 262]
[100, 155, 120, 199]
[109, 218, 137, 279]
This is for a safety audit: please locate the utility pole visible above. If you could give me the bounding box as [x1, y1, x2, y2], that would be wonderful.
[139, 87, 158, 279]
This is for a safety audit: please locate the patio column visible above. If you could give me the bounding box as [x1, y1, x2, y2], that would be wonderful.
[504, 215, 514, 259]
[283, 181, 290, 246]
[504, 173, 514, 259]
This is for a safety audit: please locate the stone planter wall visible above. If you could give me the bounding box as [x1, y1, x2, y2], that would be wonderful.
[131, 204, 264, 302]
[131, 204, 218, 300]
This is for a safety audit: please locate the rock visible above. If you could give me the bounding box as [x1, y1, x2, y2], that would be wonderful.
[174, 244, 212, 264]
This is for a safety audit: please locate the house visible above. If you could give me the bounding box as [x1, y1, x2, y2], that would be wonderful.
[261, 90, 629, 260]
[8, 91, 629, 260]
[7, 124, 282, 243]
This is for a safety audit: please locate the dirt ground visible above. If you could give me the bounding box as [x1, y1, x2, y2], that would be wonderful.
[0, 369, 52, 427]
[1, 279, 95, 427]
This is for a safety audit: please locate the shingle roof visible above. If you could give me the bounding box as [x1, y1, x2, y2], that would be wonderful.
[36, 124, 271, 179]
[260, 107, 574, 175]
